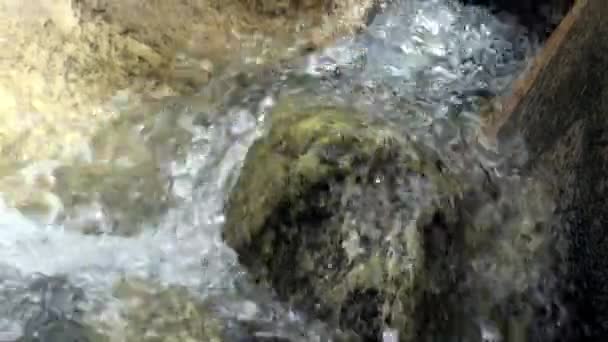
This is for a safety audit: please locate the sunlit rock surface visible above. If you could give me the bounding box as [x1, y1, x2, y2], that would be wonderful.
[0, 0, 375, 232]
[224, 97, 555, 340]
[0, 0, 375, 164]
[224, 97, 451, 340]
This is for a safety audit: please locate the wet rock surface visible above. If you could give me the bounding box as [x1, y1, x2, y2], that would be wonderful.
[224, 98, 444, 340]
[0, 0, 375, 164]
[0, 0, 568, 340]
[493, 1, 608, 339]
[224, 97, 555, 341]
[5, 275, 108, 342]
[52, 162, 170, 236]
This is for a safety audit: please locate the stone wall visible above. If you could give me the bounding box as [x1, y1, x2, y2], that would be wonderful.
[494, 0, 608, 339]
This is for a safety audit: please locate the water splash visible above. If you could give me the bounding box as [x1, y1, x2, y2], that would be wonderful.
[302, 0, 538, 117]
[0, 0, 558, 340]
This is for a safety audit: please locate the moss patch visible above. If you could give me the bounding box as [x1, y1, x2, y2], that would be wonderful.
[224, 97, 466, 340]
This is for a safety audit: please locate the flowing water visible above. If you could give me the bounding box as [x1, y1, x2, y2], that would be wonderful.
[0, 0, 556, 340]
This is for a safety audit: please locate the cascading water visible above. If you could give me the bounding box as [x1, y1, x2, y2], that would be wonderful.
[0, 0, 560, 340]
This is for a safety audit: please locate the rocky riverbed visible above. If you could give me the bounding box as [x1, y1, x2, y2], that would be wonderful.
[0, 0, 568, 341]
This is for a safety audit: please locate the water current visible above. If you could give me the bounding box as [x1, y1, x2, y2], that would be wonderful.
[0, 0, 554, 340]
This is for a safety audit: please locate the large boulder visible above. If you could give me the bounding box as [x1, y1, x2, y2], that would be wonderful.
[223, 98, 453, 340]
[490, 1, 608, 339]
[0, 0, 376, 165]
[223, 97, 554, 340]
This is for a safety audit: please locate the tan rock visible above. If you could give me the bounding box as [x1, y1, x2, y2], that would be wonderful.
[0, 0, 375, 165]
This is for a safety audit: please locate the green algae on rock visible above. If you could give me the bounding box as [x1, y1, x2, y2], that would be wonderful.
[223, 97, 556, 341]
[223, 98, 467, 340]
[0, 0, 376, 166]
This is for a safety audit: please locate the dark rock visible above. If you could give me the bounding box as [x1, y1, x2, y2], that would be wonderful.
[223, 97, 459, 340]
[224, 97, 553, 340]
[494, 1, 608, 339]
[461, 0, 573, 38]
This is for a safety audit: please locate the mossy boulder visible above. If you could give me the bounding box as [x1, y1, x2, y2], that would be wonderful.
[223, 97, 554, 341]
[223, 98, 469, 340]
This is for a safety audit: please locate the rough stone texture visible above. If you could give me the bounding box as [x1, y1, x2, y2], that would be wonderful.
[241, 0, 378, 27]
[243, 0, 329, 15]
[492, 0, 608, 339]
[223, 97, 553, 341]
[0, 0, 377, 234]
[223, 98, 456, 340]
[0, 0, 375, 164]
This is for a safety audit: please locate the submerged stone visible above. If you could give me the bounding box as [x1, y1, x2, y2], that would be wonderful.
[15, 275, 108, 342]
[112, 279, 223, 342]
[52, 161, 170, 236]
[18, 319, 108, 342]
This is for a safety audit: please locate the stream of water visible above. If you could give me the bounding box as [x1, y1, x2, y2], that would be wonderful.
[0, 0, 552, 340]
